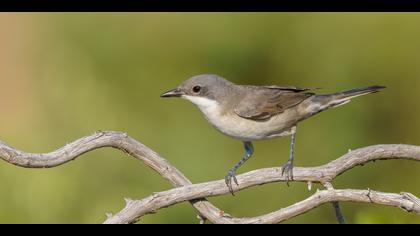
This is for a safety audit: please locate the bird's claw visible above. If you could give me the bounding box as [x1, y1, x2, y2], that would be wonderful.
[281, 160, 294, 186]
[225, 171, 238, 196]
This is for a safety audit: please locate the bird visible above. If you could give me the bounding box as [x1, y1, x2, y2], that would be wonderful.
[161, 74, 385, 195]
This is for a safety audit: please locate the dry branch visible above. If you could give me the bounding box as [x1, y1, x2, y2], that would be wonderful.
[0, 131, 419, 224]
[104, 187, 419, 224]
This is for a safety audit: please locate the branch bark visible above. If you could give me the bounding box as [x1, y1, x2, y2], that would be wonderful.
[0, 131, 419, 224]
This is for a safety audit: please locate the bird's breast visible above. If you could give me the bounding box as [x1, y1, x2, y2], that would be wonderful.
[198, 105, 297, 141]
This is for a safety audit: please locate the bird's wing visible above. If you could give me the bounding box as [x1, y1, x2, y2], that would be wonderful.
[261, 85, 319, 92]
[234, 86, 315, 120]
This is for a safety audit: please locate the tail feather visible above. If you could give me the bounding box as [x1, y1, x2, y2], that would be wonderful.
[313, 85, 386, 110]
[334, 85, 386, 100]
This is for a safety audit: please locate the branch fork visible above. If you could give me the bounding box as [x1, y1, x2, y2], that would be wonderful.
[0, 131, 418, 224]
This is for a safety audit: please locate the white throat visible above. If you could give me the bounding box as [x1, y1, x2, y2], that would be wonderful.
[182, 94, 224, 132]
[182, 95, 219, 109]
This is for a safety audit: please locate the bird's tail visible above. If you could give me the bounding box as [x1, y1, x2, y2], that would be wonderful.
[310, 85, 386, 112]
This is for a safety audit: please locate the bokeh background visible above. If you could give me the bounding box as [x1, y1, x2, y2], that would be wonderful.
[0, 13, 419, 224]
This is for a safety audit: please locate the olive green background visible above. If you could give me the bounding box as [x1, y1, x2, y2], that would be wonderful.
[0, 13, 419, 224]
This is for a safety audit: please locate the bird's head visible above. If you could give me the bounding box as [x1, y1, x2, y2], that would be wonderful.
[161, 74, 234, 108]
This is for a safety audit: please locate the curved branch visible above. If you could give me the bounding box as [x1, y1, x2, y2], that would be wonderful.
[0, 131, 235, 224]
[0, 131, 419, 224]
[104, 186, 420, 224]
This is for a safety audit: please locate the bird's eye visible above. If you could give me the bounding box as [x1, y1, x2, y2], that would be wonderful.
[193, 86, 201, 93]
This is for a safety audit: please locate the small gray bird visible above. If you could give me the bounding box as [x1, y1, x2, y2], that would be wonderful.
[161, 74, 385, 194]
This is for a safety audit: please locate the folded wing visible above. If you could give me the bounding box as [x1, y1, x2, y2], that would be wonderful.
[234, 86, 316, 120]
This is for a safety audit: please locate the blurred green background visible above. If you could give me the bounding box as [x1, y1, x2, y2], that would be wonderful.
[0, 13, 419, 224]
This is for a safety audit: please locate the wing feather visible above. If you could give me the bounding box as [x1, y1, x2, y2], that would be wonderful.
[234, 86, 315, 120]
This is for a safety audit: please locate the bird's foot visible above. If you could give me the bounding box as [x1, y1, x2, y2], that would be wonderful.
[224, 170, 238, 196]
[281, 160, 294, 186]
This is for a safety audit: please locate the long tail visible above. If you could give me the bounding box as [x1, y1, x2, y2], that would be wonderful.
[310, 85, 386, 111]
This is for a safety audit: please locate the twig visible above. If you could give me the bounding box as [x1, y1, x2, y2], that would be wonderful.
[332, 202, 347, 224]
[323, 182, 347, 224]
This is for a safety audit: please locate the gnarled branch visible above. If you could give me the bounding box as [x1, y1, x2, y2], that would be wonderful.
[0, 131, 419, 224]
[104, 187, 419, 224]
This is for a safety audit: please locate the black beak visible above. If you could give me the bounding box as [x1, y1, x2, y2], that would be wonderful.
[160, 88, 183, 98]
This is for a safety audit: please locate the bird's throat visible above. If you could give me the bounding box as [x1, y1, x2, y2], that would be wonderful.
[182, 95, 219, 109]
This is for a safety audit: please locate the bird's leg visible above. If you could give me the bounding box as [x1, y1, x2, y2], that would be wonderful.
[282, 131, 296, 186]
[225, 141, 254, 196]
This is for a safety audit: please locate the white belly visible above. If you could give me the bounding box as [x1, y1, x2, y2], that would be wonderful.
[205, 110, 295, 141]
[182, 95, 296, 141]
